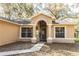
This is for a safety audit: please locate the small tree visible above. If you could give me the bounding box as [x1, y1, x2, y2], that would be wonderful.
[1, 3, 34, 19]
[45, 3, 70, 19]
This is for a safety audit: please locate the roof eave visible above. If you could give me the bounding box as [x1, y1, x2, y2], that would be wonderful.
[0, 19, 20, 26]
[52, 24, 76, 26]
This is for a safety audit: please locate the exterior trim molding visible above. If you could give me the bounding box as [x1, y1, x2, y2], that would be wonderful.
[47, 37, 53, 43]
[35, 18, 49, 26]
[30, 12, 56, 20]
[54, 26, 66, 39]
[19, 26, 33, 39]
[52, 38, 76, 40]
[31, 37, 37, 43]
[52, 38, 76, 43]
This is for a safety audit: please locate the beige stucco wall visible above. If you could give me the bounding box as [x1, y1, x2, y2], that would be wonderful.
[51, 25, 76, 43]
[0, 20, 20, 46]
[51, 26, 54, 38]
[31, 14, 54, 24]
[66, 25, 75, 38]
[52, 25, 75, 38]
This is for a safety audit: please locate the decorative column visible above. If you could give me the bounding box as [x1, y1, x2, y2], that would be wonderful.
[47, 24, 53, 43]
[31, 25, 37, 43]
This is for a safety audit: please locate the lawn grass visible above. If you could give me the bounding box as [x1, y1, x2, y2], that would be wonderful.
[76, 34, 79, 43]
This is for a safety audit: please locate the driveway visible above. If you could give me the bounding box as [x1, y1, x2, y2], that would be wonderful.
[0, 41, 34, 52]
[14, 43, 79, 56]
[0, 42, 44, 56]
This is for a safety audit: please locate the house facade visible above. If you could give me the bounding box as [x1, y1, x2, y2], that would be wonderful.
[0, 13, 76, 46]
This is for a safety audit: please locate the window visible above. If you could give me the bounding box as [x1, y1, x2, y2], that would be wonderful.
[21, 27, 33, 38]
[55, 27, 65, 38]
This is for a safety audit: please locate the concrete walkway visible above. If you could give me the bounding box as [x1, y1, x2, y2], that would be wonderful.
[0, 42, 44, 56]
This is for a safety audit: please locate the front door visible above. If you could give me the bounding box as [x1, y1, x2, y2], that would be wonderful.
[37, 21, 47, 42]
[39, 28, 46, 41]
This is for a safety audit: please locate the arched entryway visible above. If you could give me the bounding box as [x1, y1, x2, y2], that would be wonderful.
[36, 20, 47, 42]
